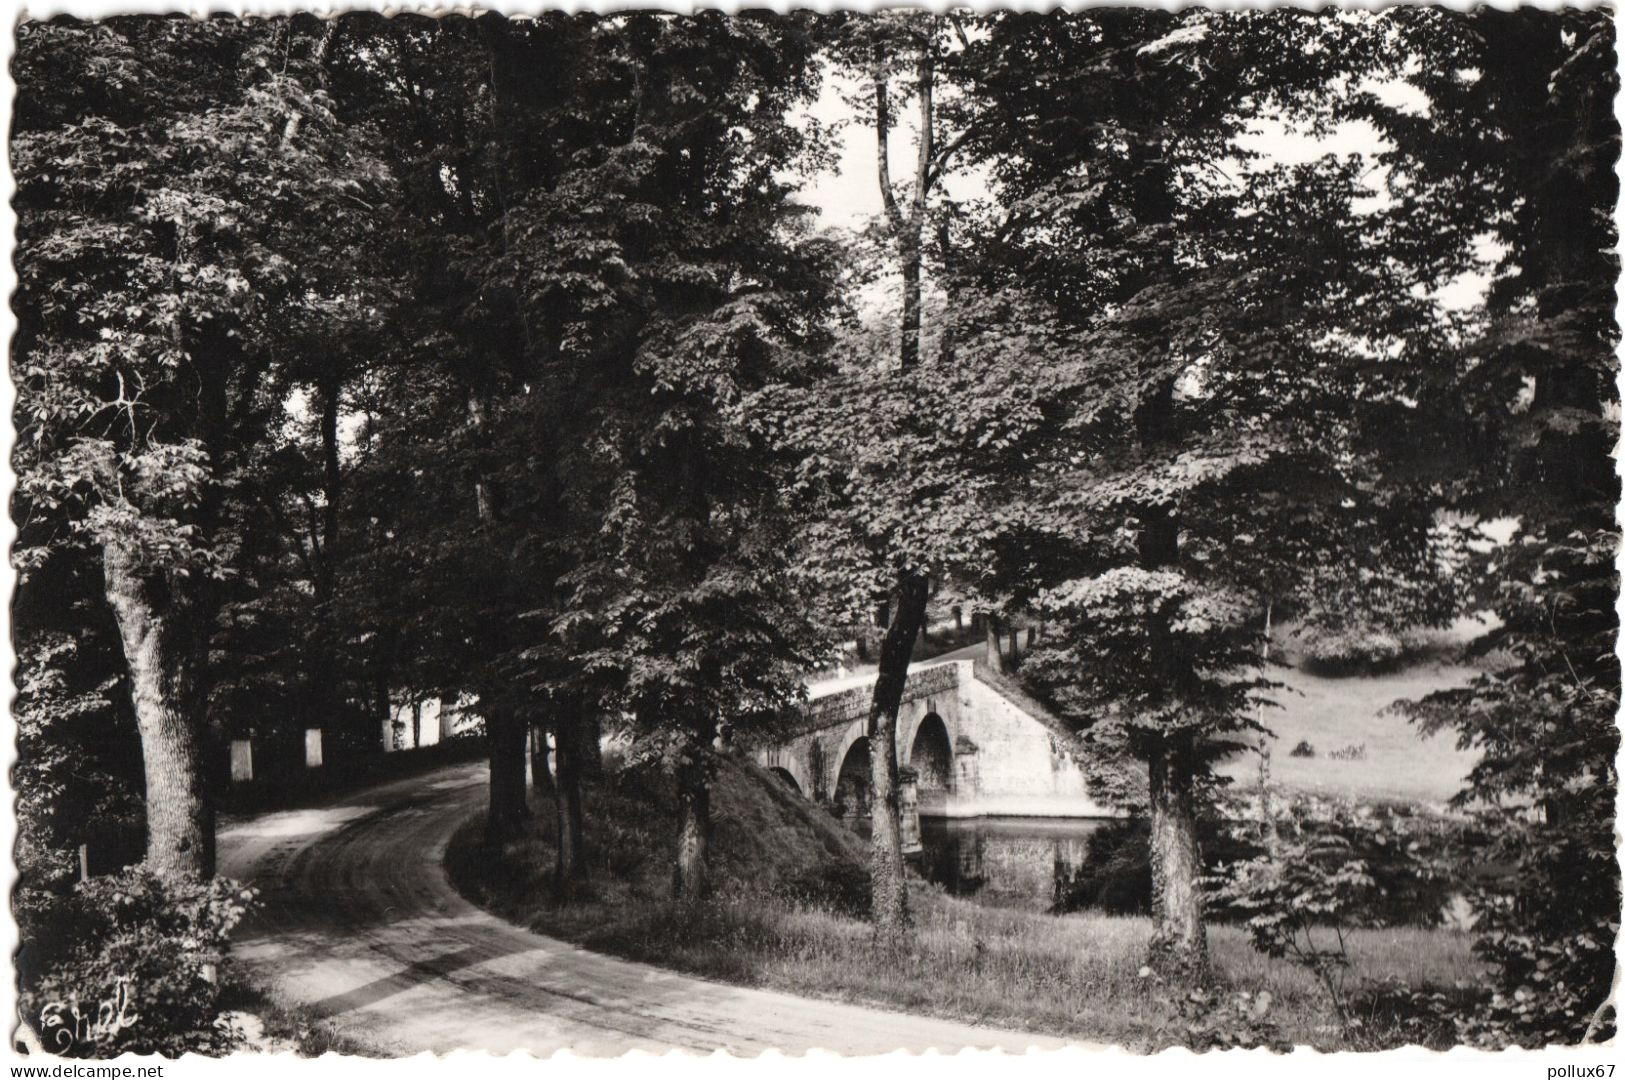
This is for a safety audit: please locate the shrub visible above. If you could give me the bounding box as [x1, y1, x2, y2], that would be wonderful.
[1208, 797, 1466, 1045]
[1291, 622, 1430, 676]
[1350, 977, 1484, 1051]
[1289, 740, 1315, 758]
[1138, 966, 1291, 1052]
[1327, 743, 1367, 761]
[22, 869, 257, 1057]
[1206, 831, 1376, 1035]
[1217, 794, 1463, 926]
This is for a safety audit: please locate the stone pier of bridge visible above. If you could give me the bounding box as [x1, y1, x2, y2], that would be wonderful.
[751, 659, 1116, 826]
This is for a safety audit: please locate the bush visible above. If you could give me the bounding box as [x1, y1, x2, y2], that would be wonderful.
[1214, 794, 1463, 929]
[1207, 797, 1469, 1046]
[1350, 977, 1485, 1051]
[1206, 831, 1377, 1035]
[1291, 622, 1430, 676]
[1289, 740, 1316, 758]
[1138, 967, 1291, 1052]
[21, 869, 257, 1057]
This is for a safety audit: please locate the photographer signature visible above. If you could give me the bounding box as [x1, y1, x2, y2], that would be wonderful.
[38, 977, 139, 1051]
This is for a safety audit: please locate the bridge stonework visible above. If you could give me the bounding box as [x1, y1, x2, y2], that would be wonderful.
[754, 660, 1116, 820]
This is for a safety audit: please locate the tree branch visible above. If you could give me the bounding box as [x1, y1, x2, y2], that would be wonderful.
[925, 122, 975, 192]
[873, 53, 905, 233]
[911, 50, 935, 220]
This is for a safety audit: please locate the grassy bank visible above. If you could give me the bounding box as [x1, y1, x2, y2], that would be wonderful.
[446, 754, 1482, 1050]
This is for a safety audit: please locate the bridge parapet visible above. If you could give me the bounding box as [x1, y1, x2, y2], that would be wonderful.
[791, 661, 959, 736]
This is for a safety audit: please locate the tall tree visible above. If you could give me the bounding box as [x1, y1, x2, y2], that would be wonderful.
[536, 13, 838, 900]
[937, 9, 1467, 981]
[317, 12, 606, 840]
[814, 11, 990, 940]
[13, 17, 394, 879]
[1379, 10, 1621, 1044]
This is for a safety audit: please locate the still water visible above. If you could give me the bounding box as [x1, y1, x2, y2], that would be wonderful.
[917, 816, 1112, 912]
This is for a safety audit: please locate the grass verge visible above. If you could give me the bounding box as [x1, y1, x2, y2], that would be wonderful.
[446, 755, 1482, 1051]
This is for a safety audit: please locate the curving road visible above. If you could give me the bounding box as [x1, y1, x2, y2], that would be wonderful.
[217, 762, 1069, 1056]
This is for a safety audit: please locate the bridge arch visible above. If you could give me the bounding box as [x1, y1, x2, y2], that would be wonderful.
[757, 747, 813, 798]
[833, 735, 871, 824]
[899, 695, 958, 786]
[908, 712, 953, 793]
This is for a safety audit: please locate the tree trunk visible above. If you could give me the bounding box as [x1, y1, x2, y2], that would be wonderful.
[484, 706, 529, 842]
[1132, 379, 1206, 981]
[1147, 732, 1208, 984]
[898, 231, 923, 369]
[467, 388, 498, 526]
[672, 732, 713, 901]
[374, 673, 391, 750]
[866, 572, 930, 940]
[579, 710, 603, 776]
[937, 220, 959, 366]
[553, 710, 587, 896]
[311, 376, 348, 742]
[865, 37, 943, 944]
[1256, 601, 1276, 850]
[984, 615, 1005, 673]
[318, 377, 341, 600]
[530, 721, 553, 795]
[1007, 623, 1020, 667]
[410, 700, 422, 749]
[102, 543, 214, 882]
[872, 51, 931, 374]
[465, 382, 528, 846]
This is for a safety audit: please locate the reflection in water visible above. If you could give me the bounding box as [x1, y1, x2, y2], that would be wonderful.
[917, 817, 1108, 912]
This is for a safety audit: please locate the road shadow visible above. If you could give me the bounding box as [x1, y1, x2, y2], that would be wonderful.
[304, 943, 500, 1018]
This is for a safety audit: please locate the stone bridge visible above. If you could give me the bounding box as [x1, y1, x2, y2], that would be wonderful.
[752, 660, 1115, 827]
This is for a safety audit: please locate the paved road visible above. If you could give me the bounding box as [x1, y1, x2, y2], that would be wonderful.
[217, 762, 1068, 1056]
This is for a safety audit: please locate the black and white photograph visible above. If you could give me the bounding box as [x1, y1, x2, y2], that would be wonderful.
[6, 5, 1620, 1062]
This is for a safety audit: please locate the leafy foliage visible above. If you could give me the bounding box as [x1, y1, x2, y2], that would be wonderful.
[1289, 623, 1431, 677]
[13, 15, 404, 877]
[13, 630, 140, 902]
[13, 17, 393, 571]
[1137, 967, 1291, 1053]
[21, 870, 257, 1057]
[1208, 797, 1467, 1043]
[1371, 10, 1621, 1046]
[1210, 835, 1377, 1033]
